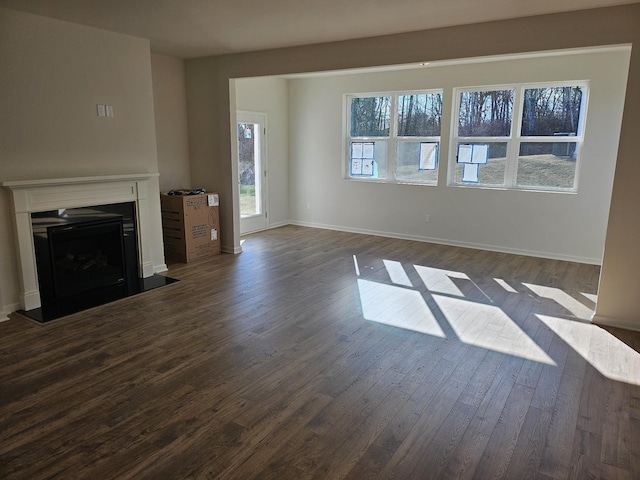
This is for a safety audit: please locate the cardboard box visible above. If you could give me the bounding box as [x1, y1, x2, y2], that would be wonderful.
[161, 193, 220, 263]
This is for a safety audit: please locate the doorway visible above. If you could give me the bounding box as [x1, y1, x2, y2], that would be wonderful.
[236, 111, 267, 234]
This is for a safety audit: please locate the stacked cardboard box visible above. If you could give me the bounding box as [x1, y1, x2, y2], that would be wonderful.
[160, 193, 220, 263]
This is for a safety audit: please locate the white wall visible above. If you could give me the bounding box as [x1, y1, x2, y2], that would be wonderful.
[151, 54, 192, 193]
[235, 76, 290, 228]
[0, 8, 165, 316]
[287, 48, 630, 263]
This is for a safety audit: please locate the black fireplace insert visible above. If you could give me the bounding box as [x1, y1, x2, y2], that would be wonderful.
[35, 215, 128, 319]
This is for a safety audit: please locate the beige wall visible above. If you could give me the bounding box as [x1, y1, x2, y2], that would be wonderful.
[185, 4, 640, 330]
[0, 8, 159, 179]
[0, 8, 165, 317]
[151, 54, 192, 193]
[596, 45, 640, 330]
[235, 76, 289, 228]
[185, 58, 237, 250]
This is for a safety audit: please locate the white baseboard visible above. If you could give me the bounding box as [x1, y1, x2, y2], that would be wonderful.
[154, 263, 169, 274]
[592, 314, 640, 332]
[0, 302, 20, 322]
[268, 220, 290, 229]
[222, 245, 243, 254]
[288, 220, 602, 265]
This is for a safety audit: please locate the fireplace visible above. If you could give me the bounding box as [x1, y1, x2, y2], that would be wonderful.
[1, 174, 176, 322]
[32, 204, 135, 320]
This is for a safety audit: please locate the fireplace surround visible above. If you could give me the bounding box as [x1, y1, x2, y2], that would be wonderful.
[2, 174, 170, 320]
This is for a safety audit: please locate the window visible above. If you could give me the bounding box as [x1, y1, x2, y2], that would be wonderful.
[347, 91, 443, 184]
[450, 83, 587, 191]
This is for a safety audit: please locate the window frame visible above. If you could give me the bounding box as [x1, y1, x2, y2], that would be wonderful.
[345, 89, 443, 185]
[448, 81, 589, 193]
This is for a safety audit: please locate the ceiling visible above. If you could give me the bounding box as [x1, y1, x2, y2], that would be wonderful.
[0, 0, 637, 58]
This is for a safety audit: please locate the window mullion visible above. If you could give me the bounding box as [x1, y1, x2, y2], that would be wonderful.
[388, 95, 399, 181]
[504, 87, 523, 187]
[449, 90, 461, 186]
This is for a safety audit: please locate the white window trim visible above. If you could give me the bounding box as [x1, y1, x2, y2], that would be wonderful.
[448, 81, 589, 193]
[345, 89, 443, 185]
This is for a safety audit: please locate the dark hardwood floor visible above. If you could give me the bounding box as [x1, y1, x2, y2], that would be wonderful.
[1, 225, 639, 479]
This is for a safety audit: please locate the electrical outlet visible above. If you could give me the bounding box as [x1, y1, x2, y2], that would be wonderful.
[424, 214, 431, 223]
[97, 104, 106, 117]
[105, 105, 113, 117]
[307, 203, 311, 210]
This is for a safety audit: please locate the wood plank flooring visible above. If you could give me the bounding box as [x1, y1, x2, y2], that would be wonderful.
[1, 225, 639, 479]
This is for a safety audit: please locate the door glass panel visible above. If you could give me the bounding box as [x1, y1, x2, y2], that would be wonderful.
[237, 122, 261, 218]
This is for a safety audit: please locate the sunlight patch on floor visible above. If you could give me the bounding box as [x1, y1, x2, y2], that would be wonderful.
[383, 259, 413, 287]
[414, 265, 467, 296]
[357, 279, 446, 337]
[494, 278, 519, 293]
[538, 314, 640, 386]
[352, 255, 579, 366]
[580, 292, 598, 304]
[352, 255, 360, 276]
[523, 283, 594, 320]
[434, 294, 556, 365]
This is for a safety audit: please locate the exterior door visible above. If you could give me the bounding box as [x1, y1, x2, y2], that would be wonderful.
[237, 112, 267, 234]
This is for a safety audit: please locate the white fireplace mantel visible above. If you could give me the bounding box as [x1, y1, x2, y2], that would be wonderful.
[2, 173, 160, 311]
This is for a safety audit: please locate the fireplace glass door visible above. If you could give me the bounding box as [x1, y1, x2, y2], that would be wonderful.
[48, 218, 127, 299]
[33, 214, 130, 319]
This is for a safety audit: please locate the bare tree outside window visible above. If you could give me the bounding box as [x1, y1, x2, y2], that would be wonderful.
[397, 93, 442, 137]
[521, 86, 583, 136]
[350, 96, 391, 137]
[458, 90, 514, 137]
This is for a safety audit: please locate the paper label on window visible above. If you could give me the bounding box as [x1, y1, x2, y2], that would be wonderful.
[419, 143, 437, 170]
[211, 228, 218, 241]
[351, 158, 362, 175]
[352, 143, 363, 158]
[458, 144, 473, 163]
[362, 159, 374, 176]
[362, 143, 374, 158]
[462, 163, 480, 183]
[471, 144, 488, 164]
